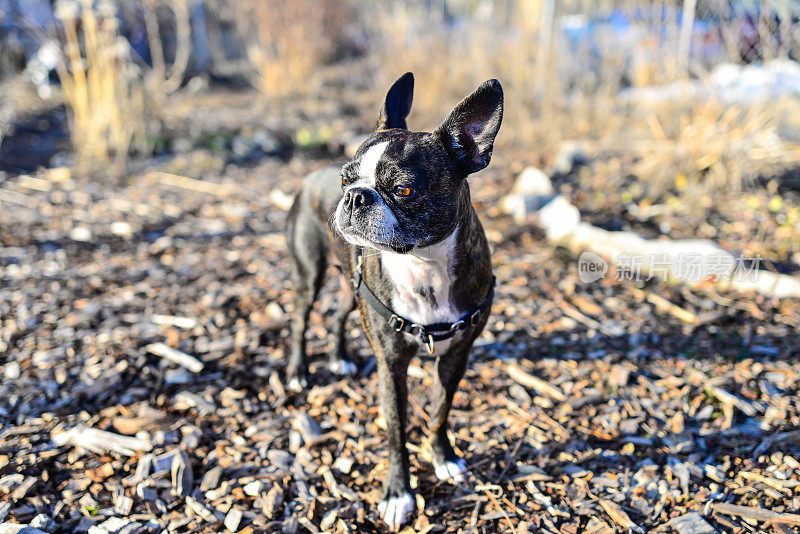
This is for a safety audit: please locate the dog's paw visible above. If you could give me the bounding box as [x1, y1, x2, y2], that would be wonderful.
[434, 458, 467, 482]
[328, 358, 358, 376]
[377, 492, 415, 532]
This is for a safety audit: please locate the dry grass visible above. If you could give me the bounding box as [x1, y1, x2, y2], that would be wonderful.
[363, 0, 800, 197]
[236, 0, 355, 99]
[626, 98, 800, 197]
[54, 0, 147, 168]
[364, 0, 640, 150]
[366, 1, 542, 138]
[44, 0, 794, 195]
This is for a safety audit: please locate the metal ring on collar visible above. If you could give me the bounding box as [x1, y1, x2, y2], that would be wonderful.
[424, 334, 435, 355]
[389, 314, 405, 332]
[470, 310, 481, 326]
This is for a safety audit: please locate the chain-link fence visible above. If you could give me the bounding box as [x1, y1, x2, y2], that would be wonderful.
[4, 1, 798, 93]
[535, 0, 800, 90]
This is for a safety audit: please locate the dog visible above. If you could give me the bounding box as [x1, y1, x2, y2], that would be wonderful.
[285, 72, 502, 530]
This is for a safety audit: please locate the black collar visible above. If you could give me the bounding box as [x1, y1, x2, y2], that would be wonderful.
[352, 249, 495, 355]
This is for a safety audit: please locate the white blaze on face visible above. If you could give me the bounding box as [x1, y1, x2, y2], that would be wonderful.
[356, 141, 389, 187]
[335, 140, 397, 248]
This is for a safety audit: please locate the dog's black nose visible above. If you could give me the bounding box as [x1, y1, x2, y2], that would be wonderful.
[344, 187, 376, 211]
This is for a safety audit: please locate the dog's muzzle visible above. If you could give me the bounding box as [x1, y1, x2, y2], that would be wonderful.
[343, 187, 377, 214]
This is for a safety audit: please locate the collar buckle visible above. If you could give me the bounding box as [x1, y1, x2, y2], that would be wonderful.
[389, 314, 405, 331]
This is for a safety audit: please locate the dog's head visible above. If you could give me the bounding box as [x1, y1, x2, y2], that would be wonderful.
[334, 72, 503, 253]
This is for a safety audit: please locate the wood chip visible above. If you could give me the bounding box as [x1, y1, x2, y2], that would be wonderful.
[709, 502, 800, 526]
[52, 427, 152, 456]
[507, 364, 565, 401]
[668, 512, 718, 534]
[145, 343, 205, 373]
[599, 499, 642, 533]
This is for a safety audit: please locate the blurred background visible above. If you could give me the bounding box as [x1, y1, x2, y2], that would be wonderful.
[1, 1, 800, 533]
[1, 0, 800, 262]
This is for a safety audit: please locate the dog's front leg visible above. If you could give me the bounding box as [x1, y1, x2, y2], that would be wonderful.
[375, 346, 415, 531]
[428, 342, 471, 482]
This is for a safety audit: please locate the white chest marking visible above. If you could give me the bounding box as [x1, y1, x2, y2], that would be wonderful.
[381, 228, 461, 352]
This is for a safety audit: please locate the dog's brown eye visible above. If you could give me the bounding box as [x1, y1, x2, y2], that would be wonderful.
[394, 186, 413, 197]
[341, 174, 350, 187]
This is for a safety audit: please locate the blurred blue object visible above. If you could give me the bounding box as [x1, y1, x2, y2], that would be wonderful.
[0, 0, 56, 31]
[556, 4, 725, 90]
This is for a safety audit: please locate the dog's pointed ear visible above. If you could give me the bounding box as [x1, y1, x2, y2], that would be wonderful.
[435, 79, 503, 174]
[377, 72, 414, 130]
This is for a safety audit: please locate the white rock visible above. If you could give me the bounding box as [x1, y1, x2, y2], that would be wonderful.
[513, 166, 553, 196]
[501, 167, 557, 224]
[3, 362, 20, 380]
[110, 221, 133, 239]
[69, 225, 93, 242]
[199, 465, 223, 491]
[265, 302, 284, 320]
[243, 480, 263, 497]
[223, 509, 242, 532]
[536, 195, 581, 241]
[333, 456, 354, 474]
[204, 481, 229, 501]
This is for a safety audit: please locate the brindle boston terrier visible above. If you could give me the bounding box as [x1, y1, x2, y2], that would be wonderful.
[285, 73, 502, 530]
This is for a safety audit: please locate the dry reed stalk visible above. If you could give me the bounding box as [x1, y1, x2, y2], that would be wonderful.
[54, 0, 146, 168]
[143, 0, 191, 98]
